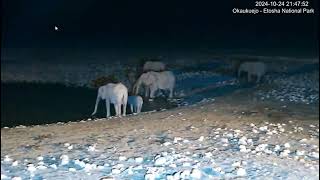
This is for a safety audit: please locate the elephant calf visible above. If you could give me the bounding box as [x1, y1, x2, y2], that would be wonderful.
[128, 95, 143, 114]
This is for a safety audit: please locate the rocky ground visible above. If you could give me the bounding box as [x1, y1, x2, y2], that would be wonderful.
[1, 87, 319, 180]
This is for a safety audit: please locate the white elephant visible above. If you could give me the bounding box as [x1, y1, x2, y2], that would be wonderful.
[128, 96, 143, 114]
[92, 83, 128, 118]
[143, 61, 166, 72]
[238, 62, 267, 83]
[133, 71, 175, 98]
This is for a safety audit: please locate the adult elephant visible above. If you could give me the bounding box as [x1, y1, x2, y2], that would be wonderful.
[133, 71, 175, 98]
[91, 83, 128, 118]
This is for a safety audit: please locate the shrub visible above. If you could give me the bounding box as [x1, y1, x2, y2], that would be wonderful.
[91, 75, 119, 88]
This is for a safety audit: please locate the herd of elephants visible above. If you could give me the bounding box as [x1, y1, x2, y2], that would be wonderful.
[91, 61, 266, 118]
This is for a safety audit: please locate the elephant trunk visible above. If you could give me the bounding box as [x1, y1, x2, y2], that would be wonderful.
[92, 95, 101, 116]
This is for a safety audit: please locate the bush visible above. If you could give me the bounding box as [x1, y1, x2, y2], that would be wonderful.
[91, 75, 119, 88]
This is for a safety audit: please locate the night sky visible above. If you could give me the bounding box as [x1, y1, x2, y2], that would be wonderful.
[1, 0, 319, 60]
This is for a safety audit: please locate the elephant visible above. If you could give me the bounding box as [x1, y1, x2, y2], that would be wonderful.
[238, 62, 267, 83]
[128, 96, 143, 114]
[91, 83, 128, 118]
[133, 71, 175, 98]
[143, 61, 166, 72]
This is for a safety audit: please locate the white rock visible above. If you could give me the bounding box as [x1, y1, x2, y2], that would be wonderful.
[180, 169, 191, 179]
[60, 155, 69, 165]
[232, 161, 241, 167]
[64, 143, 70, 147]
[37, 156, 44, 161]
[280, 149, 291, 157]
[49, 164, 57, 169]
[205, 152, 213, 158]
[166, 175, 174, 180]
[27, 164, 37, 172]
[190, 168, 202, 179]
[264, 149, 273, 154]
[145, 173, 156, 180]
[88, 144, 97, 152]
[259, 126, 268, 132]
[97, 165, 105, 170]
[182, 162, 192, 167]
[68, 145, 73, 150]
[163, 142, 171, 146]
[198, 136, 205, 142]
[252, 129, 259, 134]
[239, 145, 247, 152]
[234, 129, 242, 133]
[236, 168, 247, 176]
[37, 165, 47, 170]
[238, 137, 247, 145]
[299, 139, 308, 143]
[256, 144, 268, 152]
[11, 177, 22, 180]
[4, 155, 12, 162]
[11, 161, 19, 166]
[183, 139, 189, 143]
[135, 157, 144, 163]
[274, 145, 281, 152]
[154, 157, 166, 166]
[74, 159, 86, 168]
[69, 168, 77, 172]
[112, 168, 121, 174]
[119, 156, 127, 161]
[296, 150, 305, 156]
[284, 143, 291, 148]
[310, 152, 319, 159]
[174, 137, 182, 143]
[221, 138, 229, 143]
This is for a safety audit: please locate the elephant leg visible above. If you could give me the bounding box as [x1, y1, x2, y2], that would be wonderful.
[150, 86, 156, 98]
[113, 103, 119, 116]
[118, 104, 122, 116]
[105, 99, 110, 118]
[169, 88, 174, 98]
[122, 96, 127, 117]
[130, 104, 134, 113]
[145, 87, 149, 98]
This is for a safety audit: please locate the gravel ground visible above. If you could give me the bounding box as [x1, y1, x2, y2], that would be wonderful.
[256, 70, 319, 104]
[1, 89, 319, 180]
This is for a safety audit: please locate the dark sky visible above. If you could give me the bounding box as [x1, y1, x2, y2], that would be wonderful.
[1, 0, 319, 57]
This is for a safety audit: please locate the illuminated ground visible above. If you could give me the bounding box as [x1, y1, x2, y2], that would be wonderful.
[1, 89, 319, 180]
